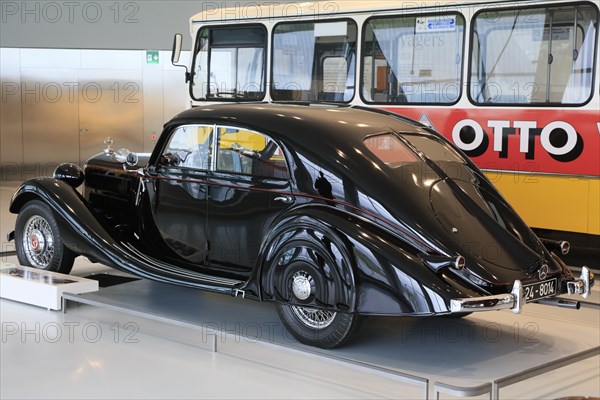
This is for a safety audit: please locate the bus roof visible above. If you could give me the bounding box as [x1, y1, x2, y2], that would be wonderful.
[190, 0, 509, 24]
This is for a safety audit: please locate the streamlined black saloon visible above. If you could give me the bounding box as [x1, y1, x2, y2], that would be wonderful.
[8, 104, 594, 348]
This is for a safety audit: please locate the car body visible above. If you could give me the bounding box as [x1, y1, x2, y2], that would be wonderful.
[8, 103, 594, 348]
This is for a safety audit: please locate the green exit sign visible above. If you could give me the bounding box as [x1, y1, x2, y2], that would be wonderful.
[146, 51, 159, 64]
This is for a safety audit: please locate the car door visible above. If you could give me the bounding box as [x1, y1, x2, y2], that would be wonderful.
[207, 125, 294, 277]
[147, 124, 213, 266]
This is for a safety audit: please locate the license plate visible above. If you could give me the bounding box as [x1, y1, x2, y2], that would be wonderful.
[523, 279, 558, 302]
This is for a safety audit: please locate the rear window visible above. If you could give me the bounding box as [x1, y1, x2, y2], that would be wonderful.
[403, 135, 465, 163]
[365, 133, 466, 167]
[364, 134, 418, 167]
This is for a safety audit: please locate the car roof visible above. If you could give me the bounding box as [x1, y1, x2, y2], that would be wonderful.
[168, 103, 426, 149]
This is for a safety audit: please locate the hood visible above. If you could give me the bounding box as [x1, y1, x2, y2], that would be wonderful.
[86, 152, 151, 170]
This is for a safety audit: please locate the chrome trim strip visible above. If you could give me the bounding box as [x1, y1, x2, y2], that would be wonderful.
[566, 266, 595, 298]
[511, 280, 524, 314]
[582, 267, 592, 298]
[450, 294, 516, 313]
[209, 124, 218, 172]
[580, 266, 593, 299]
[451, 280, 522, 314]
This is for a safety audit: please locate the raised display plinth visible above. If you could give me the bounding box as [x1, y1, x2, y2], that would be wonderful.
[0, 262, 98, 310]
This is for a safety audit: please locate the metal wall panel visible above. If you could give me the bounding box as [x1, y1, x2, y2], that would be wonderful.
[142, 52, 165, 154]
[21, 67, 80, 180]
[79, 50, 144, 161]
[1, 48, 188, 180]
[163, 51, 191, 121]
[0, 48, 23, 181]
[78, 68, 144, 163]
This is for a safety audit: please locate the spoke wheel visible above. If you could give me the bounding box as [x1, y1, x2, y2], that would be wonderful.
[291, 306, 336, 329]
[15, 200, 75, 274]
[22, 215, 55, 269]
[270, 233, 359, 349]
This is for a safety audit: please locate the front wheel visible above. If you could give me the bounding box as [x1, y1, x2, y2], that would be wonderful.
[276, 303, 360, 349]
[15, 200, 75, 274]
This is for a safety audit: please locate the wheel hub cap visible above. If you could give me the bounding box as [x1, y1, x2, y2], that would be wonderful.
[29, 230, 46, 254]
[22, 215, 55, 269]
[292, 272, 313, 301]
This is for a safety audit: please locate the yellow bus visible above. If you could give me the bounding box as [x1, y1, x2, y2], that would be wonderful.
[171, 0, 600, 265]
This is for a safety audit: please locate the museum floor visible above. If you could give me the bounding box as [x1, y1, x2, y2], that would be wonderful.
[1, 182, 599, 400]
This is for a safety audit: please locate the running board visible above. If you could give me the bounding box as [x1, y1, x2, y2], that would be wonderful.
[119, 242, 244, 291]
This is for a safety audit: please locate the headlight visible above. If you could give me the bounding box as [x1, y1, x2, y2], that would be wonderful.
[53, 163, 84, 188]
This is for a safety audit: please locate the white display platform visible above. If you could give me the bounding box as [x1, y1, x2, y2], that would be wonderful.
[0, 262, 98, 310]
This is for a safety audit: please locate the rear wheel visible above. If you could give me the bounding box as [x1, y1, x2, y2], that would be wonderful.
[270, 234, 359, 349]
[277, 301, 359, 349]
[15, 200, 75, 274]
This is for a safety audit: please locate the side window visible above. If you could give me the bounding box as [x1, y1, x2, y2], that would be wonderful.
[215, 126, 289, 179]
[162, 125, 213, 170]
[362, 14, 464, 104]
[272, 20, 358, 102]
[470, 4, 598, 105]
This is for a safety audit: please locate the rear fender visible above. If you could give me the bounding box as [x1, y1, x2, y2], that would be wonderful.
[257, 211, 356, 313]
[254, 205, 479, 315]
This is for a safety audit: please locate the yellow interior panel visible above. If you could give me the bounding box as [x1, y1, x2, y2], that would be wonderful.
[218, 128, 266, 151]
[486, 172, 599, 235]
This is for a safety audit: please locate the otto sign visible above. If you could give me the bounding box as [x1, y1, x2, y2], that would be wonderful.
[452, 119, 583, 162]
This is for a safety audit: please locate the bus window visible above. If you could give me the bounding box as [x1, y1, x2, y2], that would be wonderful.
[272, 20, 357, 102]
[191, 25, 266, 101]
[362, 14, 465, 104]
[470, 4, 598, 105]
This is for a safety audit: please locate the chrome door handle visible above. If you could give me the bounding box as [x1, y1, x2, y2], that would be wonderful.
[274, 195, 294, 204]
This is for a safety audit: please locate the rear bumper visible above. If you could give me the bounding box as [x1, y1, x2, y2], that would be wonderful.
[450, 266, 595, 314]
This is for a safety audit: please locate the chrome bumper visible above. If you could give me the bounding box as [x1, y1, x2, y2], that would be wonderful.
[450, 267, 594, 315]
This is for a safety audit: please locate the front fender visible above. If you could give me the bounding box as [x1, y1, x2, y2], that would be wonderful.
[10, 178, 123, 262]
[254, 204, 480, 316]
[9, 179, 232, 292]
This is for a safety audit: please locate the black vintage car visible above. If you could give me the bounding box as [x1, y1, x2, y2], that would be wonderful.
[8, 104, 594, 348]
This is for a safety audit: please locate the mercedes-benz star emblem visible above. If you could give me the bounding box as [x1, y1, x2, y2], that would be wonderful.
[538, 264, 549, 280]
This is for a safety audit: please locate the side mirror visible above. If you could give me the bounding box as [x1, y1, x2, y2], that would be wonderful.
[171, 33, 190, 83]
[172, 33, 183, 64]
[159, 153, 180, 166]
